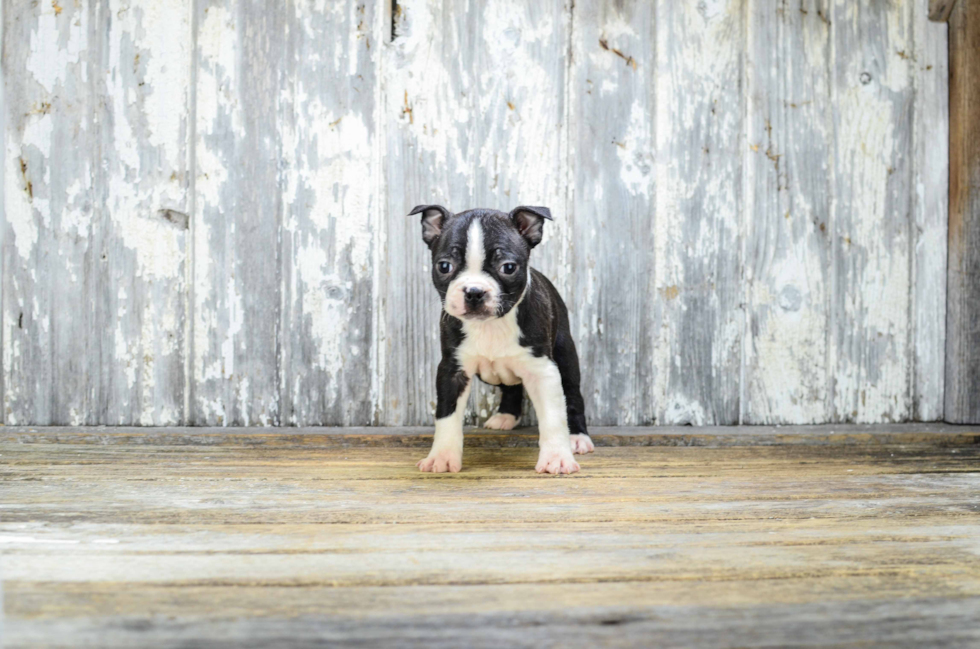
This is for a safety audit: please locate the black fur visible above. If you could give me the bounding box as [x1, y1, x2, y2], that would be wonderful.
[496, 383, 524, 418]
[435, 312, 469, 419]
[414, 205, 589, 438]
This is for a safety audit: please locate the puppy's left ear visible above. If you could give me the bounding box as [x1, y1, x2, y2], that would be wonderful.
[509, 206, 553, 248]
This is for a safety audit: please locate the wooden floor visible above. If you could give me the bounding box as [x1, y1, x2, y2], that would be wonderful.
[2, 425, 979, 648]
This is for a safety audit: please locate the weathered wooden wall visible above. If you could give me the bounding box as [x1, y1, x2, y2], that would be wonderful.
[2, 0, 950, 427]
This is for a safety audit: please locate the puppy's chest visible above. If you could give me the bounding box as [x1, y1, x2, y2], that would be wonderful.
[456, 317, 533, 386]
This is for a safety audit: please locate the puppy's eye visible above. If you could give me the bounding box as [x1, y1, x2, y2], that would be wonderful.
[500, 262, 518, 275]
[438, 261, 453, 274]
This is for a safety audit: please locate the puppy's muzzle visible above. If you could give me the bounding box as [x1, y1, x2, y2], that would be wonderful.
[464, 286, 486, 307]
[444, 276, 498, 320]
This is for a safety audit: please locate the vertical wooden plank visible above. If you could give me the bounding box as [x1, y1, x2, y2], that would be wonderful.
[913, 3, 948, 421]
[830, 0, 914, 423]
[566, 0, 656, 425]
[278, 2, 381, 426]
[191, 1, 282, 426]
[383, 0, 568, 426]
[4, 2, 101, 424]
[946, 0, 980, 423]
[653, 0, 743, 425]
[3, 1, 189, 425]
[742, 0, 832, 424]
[102, 0, 191, 425]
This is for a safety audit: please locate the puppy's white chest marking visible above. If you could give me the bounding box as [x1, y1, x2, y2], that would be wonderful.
[456, 312, 530, 386]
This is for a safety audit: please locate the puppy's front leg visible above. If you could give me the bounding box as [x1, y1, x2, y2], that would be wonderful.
[519, 359, 580, 475]
[418, 359, 471, 473]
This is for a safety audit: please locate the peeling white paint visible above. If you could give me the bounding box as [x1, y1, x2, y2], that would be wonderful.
[220, 275, 243, 381]
[616, 100, 653, 198]
[910, 5, 948, 422]
[1, 0, 949, 427]
[293, 242, 347, 376]
[740, 0, 835, 425]
[289, 105, 373, 272]
[386, 1, 468, 177]
[653, 0, 743, 424]
[26, 10, 87, 94]
[133, 0, 189, 166]
[662, 395, 708, 427]
[831, 2, 914, 423]
[5, 149, 38, 261]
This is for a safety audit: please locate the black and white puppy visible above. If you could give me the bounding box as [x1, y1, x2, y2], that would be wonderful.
[410, 204, 594, 475]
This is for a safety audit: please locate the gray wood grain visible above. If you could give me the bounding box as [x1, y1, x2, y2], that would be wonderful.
[3, 0, 189, 425]
[742, 0, 833, 424]
[1, 0, 89, 425]
[653, 0, 744, 425]
[8, 599, 980, 649]
[566, 0, 656, 426]
[102, 1, 192, 426]
[913, 4, 949, 421]
[946, 0, 980, 423]
[3, 423, 977, 449]
[278, 1, 381, 426]
[830, 0, 914, 423]
[190, 0, 282, 425]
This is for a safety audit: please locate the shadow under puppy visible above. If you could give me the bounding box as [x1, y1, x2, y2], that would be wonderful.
[411, 204, 594, 475]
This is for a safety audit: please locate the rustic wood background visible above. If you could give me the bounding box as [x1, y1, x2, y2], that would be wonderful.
[2, 0, 950, 427]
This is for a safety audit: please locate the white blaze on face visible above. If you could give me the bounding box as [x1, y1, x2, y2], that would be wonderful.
[465, 217, 485, 274]
[445, 218, 500, 319]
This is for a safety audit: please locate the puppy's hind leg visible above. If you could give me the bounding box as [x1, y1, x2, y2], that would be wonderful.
[483, 384, 523, 430]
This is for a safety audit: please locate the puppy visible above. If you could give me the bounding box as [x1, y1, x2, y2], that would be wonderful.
[410, 205, 594, 475]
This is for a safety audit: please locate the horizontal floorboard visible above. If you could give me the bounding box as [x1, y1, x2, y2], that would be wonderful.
[2, 423, 979, 448]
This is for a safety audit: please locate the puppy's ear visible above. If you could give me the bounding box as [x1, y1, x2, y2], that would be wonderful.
[509, 206, 553, 248]
[409, 204, 453, 248]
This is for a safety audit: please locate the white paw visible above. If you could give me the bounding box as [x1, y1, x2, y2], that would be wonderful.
[483, 412, 518, 430]
[417, 449, 462, 473]
[535, 447, 580, 475]
[570, 433, 594, 454]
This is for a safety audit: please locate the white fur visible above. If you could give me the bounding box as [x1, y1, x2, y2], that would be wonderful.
[417, 381, 471, 473]
[520, 357, 579, 474]
[570, 433, 594, 454]
[483, 412, 518, 430]
[457, 311, 525, 385]
[444, 219, 499, 318]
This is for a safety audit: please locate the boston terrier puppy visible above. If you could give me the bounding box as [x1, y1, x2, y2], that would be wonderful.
[410, 204, 594, 475]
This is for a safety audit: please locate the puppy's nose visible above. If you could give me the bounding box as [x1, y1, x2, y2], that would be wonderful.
[464, 287, 486, 304]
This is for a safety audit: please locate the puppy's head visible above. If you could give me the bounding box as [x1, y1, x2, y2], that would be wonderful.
[409, 204, 552, 321]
